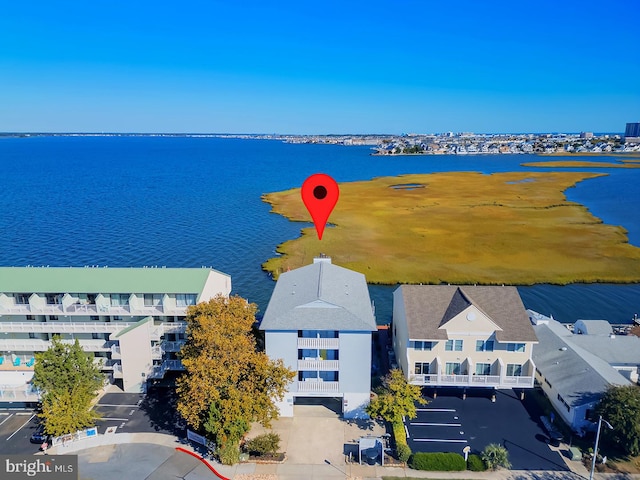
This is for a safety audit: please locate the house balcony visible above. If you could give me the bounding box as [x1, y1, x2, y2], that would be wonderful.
[0, 303, 189, 317]
[0, 321, 135, 334]
[297, 338, 339, 349]
[112, 363, 123, 378]
[151, 345, 163, 360]
[110, 344, 121, 358]
[297, 380, 340, 393]
[297, 359, 339, 371]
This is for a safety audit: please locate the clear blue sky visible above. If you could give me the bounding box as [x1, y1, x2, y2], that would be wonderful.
[1, 0, 638, 134]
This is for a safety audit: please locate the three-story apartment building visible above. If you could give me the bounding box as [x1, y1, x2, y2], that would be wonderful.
[0, 266, 230, 400]
[259, 257, 377, 418]
[393, 285, 538, 390]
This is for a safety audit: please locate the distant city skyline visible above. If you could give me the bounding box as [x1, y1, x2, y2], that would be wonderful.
[1, 1, 638, 135]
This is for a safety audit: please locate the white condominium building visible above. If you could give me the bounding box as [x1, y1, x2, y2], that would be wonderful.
[0, 266, 231, 401]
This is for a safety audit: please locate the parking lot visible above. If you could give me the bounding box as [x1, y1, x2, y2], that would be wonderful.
[404, 388, 568, 471]
[94, 388, 184, 436]
[0, 409, 41, 455]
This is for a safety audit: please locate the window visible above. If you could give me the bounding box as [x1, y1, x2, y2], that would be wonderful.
[26, 315, 35, 320]
[506, 364, 522, 376]
[415, 362, 430, 375]
[176, 294, 197, 307]
[445, 362, 461, 375]
[144, 294, 163, 306]
[113, 315, 123, 321]
[49, 315, 58, 321]
[476, 340, 494, 352]
[413, 341, 434, 351]
[320, 371, 338, 382]
[15, 293, 30, 304]
[90, 316, 99, 321]
[92, 333, 100, 339]
[110, 294, 129, 307]
[46, 293, 63, 305]
[29, 332, 36, 339]
[507, 343, 525, 352]
[298, 330, 338, 338]
[475, 363, 491, 375]
[445, 339, 463, 351]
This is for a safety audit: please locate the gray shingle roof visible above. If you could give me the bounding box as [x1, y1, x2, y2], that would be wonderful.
[532, 320, 630, 407]
[396, 285, 538, 342]
[574, 319, 612, 335]
[259, 260, 376, 331]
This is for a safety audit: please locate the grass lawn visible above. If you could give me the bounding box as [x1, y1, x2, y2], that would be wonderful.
[262, 171, 640, 285]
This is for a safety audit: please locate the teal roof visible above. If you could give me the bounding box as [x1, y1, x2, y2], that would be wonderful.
[0, 267, 228, 294]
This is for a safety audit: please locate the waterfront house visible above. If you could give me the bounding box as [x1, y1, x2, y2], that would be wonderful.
[259, 257, 377, 418]
[0, 266, 231, 400]
[393, 285, 538, 389]
[531, 312, 640, 433]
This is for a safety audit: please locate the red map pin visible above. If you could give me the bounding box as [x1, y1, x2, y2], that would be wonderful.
[301, 173, 340, 240]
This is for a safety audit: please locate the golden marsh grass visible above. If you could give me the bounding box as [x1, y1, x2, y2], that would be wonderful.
[262, 172, 640, 285]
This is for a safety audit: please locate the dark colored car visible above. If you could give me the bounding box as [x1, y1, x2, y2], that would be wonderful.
[29, 424, 47, 444]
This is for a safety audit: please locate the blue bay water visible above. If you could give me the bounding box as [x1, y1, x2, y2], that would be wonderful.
[1, 136, 639, 324]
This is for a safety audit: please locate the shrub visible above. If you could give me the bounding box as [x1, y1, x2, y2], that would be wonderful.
[409, 452, 466, 471]
[481, 443, 511, 470]
[396, 443, 411, 463]
[244, 433, 280, 456]
[467, 454, 486, 471]
[217, 442, 240, 465]
[391, 420, 411, 461]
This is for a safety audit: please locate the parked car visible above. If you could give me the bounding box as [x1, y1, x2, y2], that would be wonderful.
[29, 424, 48, 444]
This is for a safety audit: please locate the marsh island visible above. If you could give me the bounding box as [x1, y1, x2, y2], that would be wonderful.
[262, 171, 640, 285]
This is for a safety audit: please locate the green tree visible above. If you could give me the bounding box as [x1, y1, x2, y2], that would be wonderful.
[366, 369, 426, 423]
[481, 443, 511, 470]
[176, 295, 295, 464]
[597, 385, 640, 455]
[32, 336, 103, 436]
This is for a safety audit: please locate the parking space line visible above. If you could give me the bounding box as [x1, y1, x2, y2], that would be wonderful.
[6, 414, 35, 441]
[97, 418, 130, 421]
[416, 408, 456, 412]
[404, 424, 410, 439]
[0, 414, 14, 426]
[410, 422, 461, 427]
[15, 413, 32, 416]
[414, 438, 468, 443]
[97, 404, 140, 408]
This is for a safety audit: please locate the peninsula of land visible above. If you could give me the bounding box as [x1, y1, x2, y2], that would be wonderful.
[262, 171, 640, 285]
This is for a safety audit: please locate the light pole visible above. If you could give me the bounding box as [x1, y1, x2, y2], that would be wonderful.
[590, 415, 613, 480]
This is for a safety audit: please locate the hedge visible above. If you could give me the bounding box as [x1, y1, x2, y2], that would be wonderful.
[409, 452, 466, 471]
[467, 453, 487, 471]
[391, 420, 411, 462]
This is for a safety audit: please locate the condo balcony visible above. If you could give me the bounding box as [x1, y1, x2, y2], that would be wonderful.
[297, 337, 339, 349]
[297, 359, 339, 371]
[0, 321, 136, 334]
[148, 359, 184, 379]
[410, 373, 534, 388]
[297, 380, 340, 393]
[0, 338, 111, 352]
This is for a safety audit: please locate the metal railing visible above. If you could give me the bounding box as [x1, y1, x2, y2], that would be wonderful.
[0, 384, 40, 402]
[0, 321, 135, 334]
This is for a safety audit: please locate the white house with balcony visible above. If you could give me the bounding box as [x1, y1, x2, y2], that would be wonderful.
[0, 266, 230, 399]
[259, 257, 377, 418]
[393, 285, 538, 390]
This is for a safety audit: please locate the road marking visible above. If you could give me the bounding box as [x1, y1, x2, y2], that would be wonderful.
[416, 408, 456, 412]
[128, 410, 135, 416]
[0, 414, 14, 426]
[15, 412, 32, 416]
[414, 438, 468, 443]
[98, 404, 140, 408]
[410, 422, 462, 427]
[404, 424, 410, 439]
[6, 414, 35, 441]
[97, 417, 130, 421]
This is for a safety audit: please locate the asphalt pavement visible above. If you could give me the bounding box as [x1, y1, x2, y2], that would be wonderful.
[0, 408, 41, 455]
